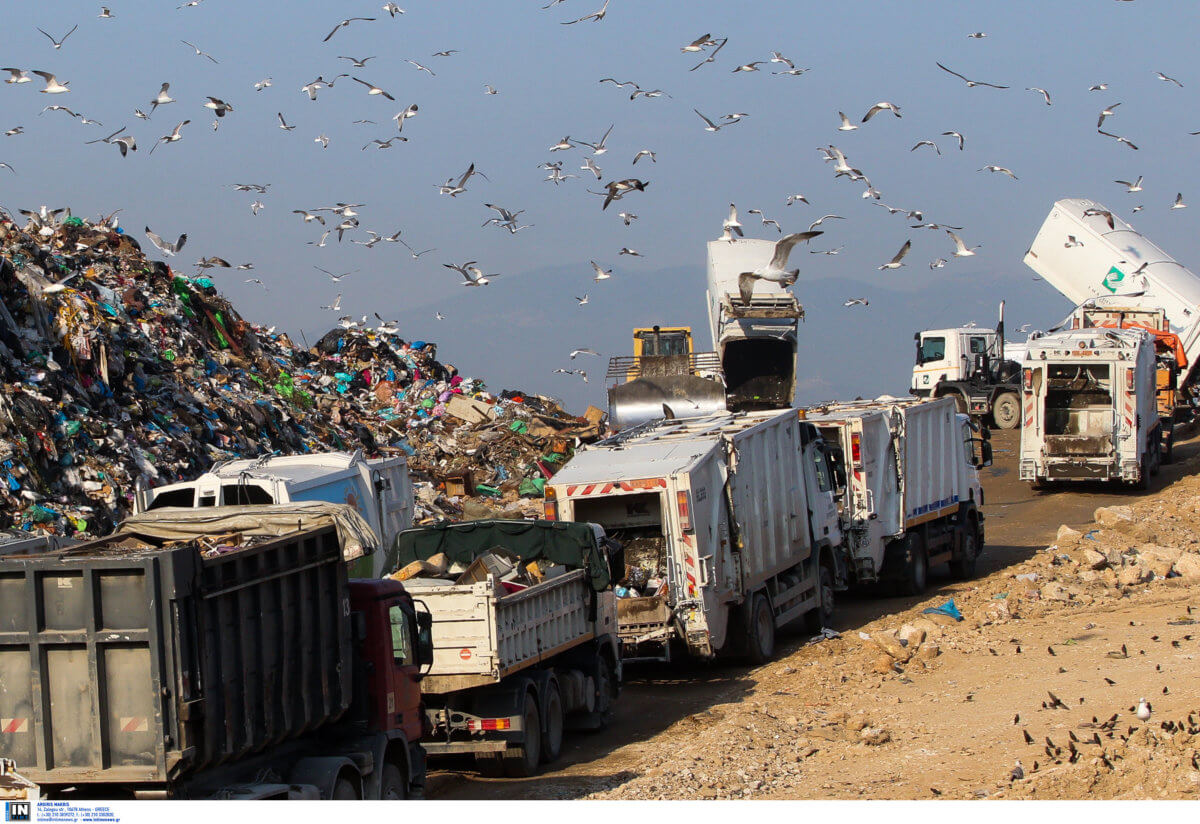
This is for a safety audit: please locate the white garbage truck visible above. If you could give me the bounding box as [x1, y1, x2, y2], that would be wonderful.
[134, 450, 413, 577]
[544, 408, 843, 664]
[803, 396, 991, 594]
[1018, 327, 1161, 486]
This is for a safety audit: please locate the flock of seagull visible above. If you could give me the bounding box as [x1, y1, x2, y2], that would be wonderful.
[0, 3, 1196, 392]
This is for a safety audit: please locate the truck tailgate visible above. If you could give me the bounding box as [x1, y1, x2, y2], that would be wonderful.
[418, 569, 609, 693]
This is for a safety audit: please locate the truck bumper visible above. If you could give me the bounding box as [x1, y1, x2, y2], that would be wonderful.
[1033, 460, 1118, 481]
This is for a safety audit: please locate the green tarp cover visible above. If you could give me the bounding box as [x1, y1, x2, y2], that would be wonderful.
[394, 519, 610, 591]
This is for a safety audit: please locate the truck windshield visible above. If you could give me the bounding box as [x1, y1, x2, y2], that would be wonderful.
[639, 331, 688, 357]
[919, 336, 945, 363]
[969, 336, 990, 355]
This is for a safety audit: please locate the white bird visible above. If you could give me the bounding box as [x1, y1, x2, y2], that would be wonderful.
[862, 101, 902, 122]
[2, 68, 32, 84]
[570, 348, 600, 359]
[786, 194, 809, 206]
[618, 212, 637, 226]
[315, 133, 330, 148]
[1172, 192, 1187, 209]
[150, 82, 174, 112]
[1136, 698, 1152, 721]
[382, 3, 405, 17]
[561, 0, 610, 25]
[948, 230, 980, 257]
[1155, 71, 1183, 88]
[435, 311, 445, 320]
[618, 247, 643, 256]
[577, 123, 614, 155]
[967, 32, 987, 39]
[352, 76, 395, 100]
[244, 278, 265, 288]
[911, 140, 941, 155]
[484, 84, 498, 95]
[99, 6, 114, 18]
[1017, 324, 1032, 333]
[144, 226, 187, 256]
[315, 266, 357, 282]
[181, 40, 218, 63]
[404, 59, 436, 76]
[732, 61, 765, 73]
[809, 246, 843, 256]
[723, 203, 744, 238]
[438, 162, 486, 196]
[250, 200, 264, 215]
[737, 231, 822, 303]
[292, 210, 325, 225]
[204, 96, 233, 117]
[632, 149, 656, 164]
[1098, 129, 1138, 150]
[591, 260, 612, 281]
[148, 120, 190, 154]
[1064, 235, 1084, 248]
[694, 109, 724, 132]
[581, 157, 603, 179]
[307, 231, 331, 248]
[38, 26, 78, 50]
[338, 55, 376, 67]
[1097, 102, 1121, 129]
[929, 258, 947, 269]
[808, 214, 845, 231]
[878, 239, 912, 270]
[277, 112, 295, 131]
[254, 77, 273, 92]
[980, 165, 1018, 179]
[844, 298, 869, 307]
[1089, 83, 1108, 91]
[320, 293, 343, 311]
[935, 62, 1009, 89]
[681, 33, 717, 53]
[32, 71, 70, 94]
[837, 111, 858, 131]
[1026, 86, 1052, 105]
[575, 294, 589, 305]
[942, 130, 965, 150]
[747, 208, 782, 233]
[1115, 175, 1143, 193]
[324, 17, 377, 43]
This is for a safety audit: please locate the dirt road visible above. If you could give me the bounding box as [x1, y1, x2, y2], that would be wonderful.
[428, 429, 1200, 799]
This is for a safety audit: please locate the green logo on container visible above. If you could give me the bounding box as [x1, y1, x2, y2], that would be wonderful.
[1102, 265, 1125, 293]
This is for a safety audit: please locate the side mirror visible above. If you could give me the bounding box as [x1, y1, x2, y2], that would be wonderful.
[415, 610, 434, 671]
[971, 438, 993, 469]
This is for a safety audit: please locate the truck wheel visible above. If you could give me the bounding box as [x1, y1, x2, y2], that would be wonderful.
[992, 393, 1020, 430]
[331, 777, 358, 800]
[803, 563, 835, 634]
[540, 682, 564, 764]
[502, 691, 542, 777]
[379, 762, 407, 800]
[937, 391, 968, 415]
[746, 593, 776, 664]
[898, 535, 928, 596]
[950, 525, 978, 580]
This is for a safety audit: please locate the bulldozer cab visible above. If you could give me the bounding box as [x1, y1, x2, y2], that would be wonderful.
[607, 326, 727, 430]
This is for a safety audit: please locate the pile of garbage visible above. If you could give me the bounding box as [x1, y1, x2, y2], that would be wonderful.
[0, 208, 603, 536]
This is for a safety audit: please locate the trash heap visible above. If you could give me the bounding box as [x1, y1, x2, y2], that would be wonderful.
[0, 209, 604, 537]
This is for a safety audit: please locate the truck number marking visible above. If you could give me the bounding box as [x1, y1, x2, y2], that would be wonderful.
[459, 648, 472, 661]
[1, 718, 29, 733]
[119, 717, 149, 733]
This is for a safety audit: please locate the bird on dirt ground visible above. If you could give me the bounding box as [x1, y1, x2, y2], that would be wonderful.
[737, 231, 823, 303]
[1137, 698, 1152, 721]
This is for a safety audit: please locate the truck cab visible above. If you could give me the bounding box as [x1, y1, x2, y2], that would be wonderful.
[912, 328, 1000, 393]
[911, 322, 1022, 430]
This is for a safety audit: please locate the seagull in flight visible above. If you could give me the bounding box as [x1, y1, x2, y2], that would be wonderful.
[1172, 192, 1187, 210]
[38, 25, 78, 50]
[2, 69, 32, 84]
[980, 164, 1018, 179]
[320, 293, 343, 311]
[324, 17, 376, 42]
[338, 55, 376, 67]
[688, 37, 726, 71]
[32, 71, 70, 94]
[561, 0, 610, 24]
[1115, 175, 1143, 193]
[723, 203, 743, 238]
[632, 149, 656, 164]
[681, 33, 717, 53]
[575, 294, 589, 305]
[148, 120, 190, 154]
[405, 59, 436, 76]
[382, 3, 405, 17]
[929, 258, 947, 269]
[862, 102, 902, 121]
[911, 140, 941, 155]
[808, 214, 845, 231]
[1026, 87, 1052, 105]
[1155, 71, 1183, 87]
[694, 109, 724, 132]
[737, 231, 822, 303]
[144, 226, 187, 256]
[1097, 102, 1121, 129]
[618, 247, 643, 256]
[878, 240, 912, 270]
[150, 82, 175, 112]
[352, 76, 395, 100]
[277, 112, 295, 130]
[947, 230, 980, 256]
[1097, 129, 1138, 150]
[844, 298, 869, 307]
[941, 130, 965, 150]
[747, 208, 782, 233]
[1082, 207, 1116, 229]
[837, 111, 858, 131]
[181, 40, 218, 63]
[935, 62, 1009, 89]
[570, 348, 600, 359]
[315, 266, 357, 282]
[591, 260, 612, 281]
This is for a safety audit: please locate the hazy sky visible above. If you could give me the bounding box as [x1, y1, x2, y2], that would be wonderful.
[1, 1, 1197, 412]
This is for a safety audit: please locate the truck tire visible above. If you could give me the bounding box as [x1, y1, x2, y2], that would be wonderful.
[746, 593, 776, 664]
[379, 762, 407, 800]
[540, 682, 564, 764]
[503, 691, 542, 777]
[331, 778, 358, 800]
[950, 524, 979, 580]
[897, 534, 928, 596]
[991, 393, 1020, 430]
[803, 562, 835, 634]
[937, 391, 968, 415]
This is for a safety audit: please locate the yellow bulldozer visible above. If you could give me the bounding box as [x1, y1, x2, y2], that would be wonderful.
[605, 326, 727, 429]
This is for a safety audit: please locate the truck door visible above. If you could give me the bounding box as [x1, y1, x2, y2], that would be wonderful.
[913, 334, 950, 390]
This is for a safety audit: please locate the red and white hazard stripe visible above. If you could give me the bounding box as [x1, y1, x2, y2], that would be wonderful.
[1, 718, 29, 734]
[120, 717, 149, 733]
[564, 478, 667, 496]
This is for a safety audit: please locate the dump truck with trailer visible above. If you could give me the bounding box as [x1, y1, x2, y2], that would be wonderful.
[134, 450, 414, 578]
[803, 396, 991, 594]
[0, 504, 432, 800]
[391, 519, 621, 778]
[1025, 198, 1200, 408]
[545, 409, 842, 664]
[1019, 327, 1160, 486]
